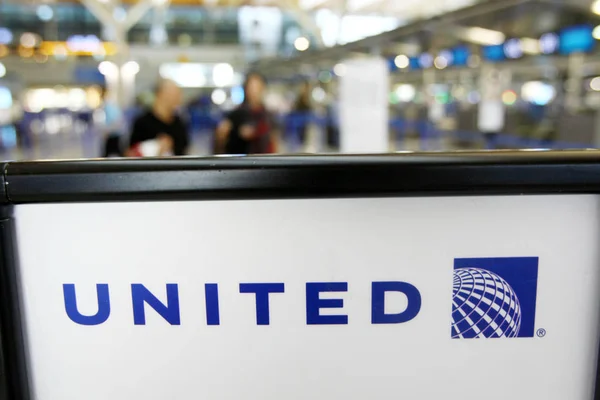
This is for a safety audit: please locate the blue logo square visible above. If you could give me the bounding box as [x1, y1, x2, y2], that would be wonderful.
[452, 257, 539, 339]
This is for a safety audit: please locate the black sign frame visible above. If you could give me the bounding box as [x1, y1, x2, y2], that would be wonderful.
[1, 151, 600, 399]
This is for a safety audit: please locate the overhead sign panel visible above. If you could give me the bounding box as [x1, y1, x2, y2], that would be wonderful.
[560, 25, 595, 54]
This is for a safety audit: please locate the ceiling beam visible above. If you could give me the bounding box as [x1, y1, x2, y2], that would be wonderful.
[124, 0, 156, 31]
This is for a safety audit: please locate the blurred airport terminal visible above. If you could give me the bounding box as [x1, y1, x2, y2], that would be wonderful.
[0, 0, 600, 158]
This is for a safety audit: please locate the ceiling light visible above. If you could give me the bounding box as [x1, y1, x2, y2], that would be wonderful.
[211, 89, 227, 105]
[540, 32, 559, 54]
[0, 28, 12, 45]
[318, 70, 332, 83]
[333, 63, 347, 76]
[213, 63, 234, 87]
[20, 33, 37, 48]
[503, 38, 523, 59]
[121, 61, 140, 76]
[395, 84, 416, 102]
[394, 54, 409, 69]
[294, 37, 310, 52]
[98, 61, 118, 77]
[521, 38, 541, 55]
[434, 56, 448, 69]
[419, 53, 433, 69]
[592, 0, 600, 15]
[459, 27, 505, 46]
[590, 77, 600, 91]
[312, 87, 326, 103]
[36, 5, 54, 22]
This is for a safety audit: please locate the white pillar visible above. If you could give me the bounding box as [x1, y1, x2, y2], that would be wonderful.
[566, 52, 585, 113]
[424, 69, 441, 122]
[478, 64, 506, 134]
[121, 61, 140, 107]
[339, 58, 389, 153]
[99, 61, 120, 102]
[114, 25, 129, 108]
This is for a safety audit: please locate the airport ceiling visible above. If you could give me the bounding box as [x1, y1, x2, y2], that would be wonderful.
[15, 0, 600, 76]
[35, 0, 596, 34]
[17, 0, 597, 23]
[251, 0, 600, 76]
[15, 0, 559, 19]
[29, 0, 476, 13]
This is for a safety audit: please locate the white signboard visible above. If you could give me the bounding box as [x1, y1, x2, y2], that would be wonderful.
[478, 66, 506, 133]
[339, 58, 389, 153]
[478, 100, 505, 133]
[14, 195, 600, 399]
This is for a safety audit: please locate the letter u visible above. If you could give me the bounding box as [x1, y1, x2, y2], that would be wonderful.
[63, 284, 111, 325]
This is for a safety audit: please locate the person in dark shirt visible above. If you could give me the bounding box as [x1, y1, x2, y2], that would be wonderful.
[293, 81, 312, 147]
[128, 79, 189, 156]
[215, 72, 275, 155]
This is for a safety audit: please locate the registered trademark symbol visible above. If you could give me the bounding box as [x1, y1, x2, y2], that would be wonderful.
[536, 328, 547, 338]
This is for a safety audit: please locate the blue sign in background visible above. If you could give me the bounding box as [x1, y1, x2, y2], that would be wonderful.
[74, 66, 105, 85]
[559, 25, 595, 54]
[452, 46, 470, 66]
[482, 44, 506, 62]
[409, 57, 421, 70]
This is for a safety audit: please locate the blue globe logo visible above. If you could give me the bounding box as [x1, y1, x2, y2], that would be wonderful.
[452, 267, 521, 338]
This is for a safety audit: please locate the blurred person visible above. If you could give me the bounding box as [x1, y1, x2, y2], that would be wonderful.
[215, 72, 276, 154]
[9, 101, 25, 151]
[127, 79, 189, 157]
[293, 81, 312, 145]
[100, 88, 125, 157]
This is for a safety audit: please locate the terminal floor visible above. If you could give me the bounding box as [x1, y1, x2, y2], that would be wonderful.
[0, 132, 477, 162]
